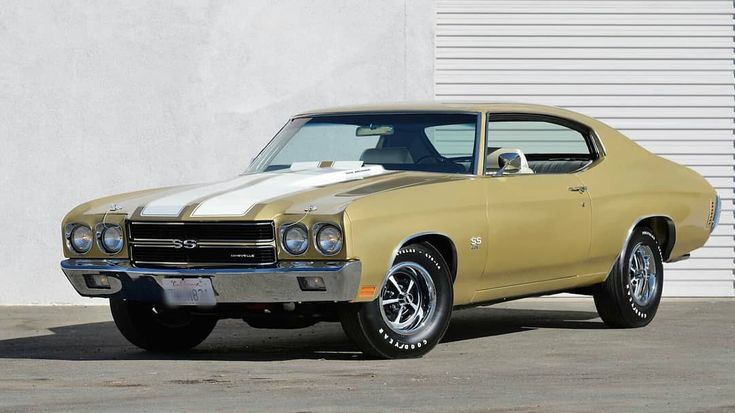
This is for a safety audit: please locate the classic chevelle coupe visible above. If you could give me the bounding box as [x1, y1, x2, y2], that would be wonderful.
[61, 103, 719, 358]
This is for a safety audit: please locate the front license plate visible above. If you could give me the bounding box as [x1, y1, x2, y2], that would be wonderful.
[162, 278, 216, 306]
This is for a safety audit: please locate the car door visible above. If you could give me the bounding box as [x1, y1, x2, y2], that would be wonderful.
[480, 114, 595, 290]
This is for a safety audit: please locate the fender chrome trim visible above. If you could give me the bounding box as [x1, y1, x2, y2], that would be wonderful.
[388, 231, 455, 271]
[614, 214, 675, 272]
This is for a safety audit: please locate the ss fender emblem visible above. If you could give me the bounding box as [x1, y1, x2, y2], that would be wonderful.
[470, 236, 482, 250]
[172, 239, 198, 249]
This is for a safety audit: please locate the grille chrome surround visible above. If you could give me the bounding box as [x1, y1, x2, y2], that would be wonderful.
[127, 221, 277, 267]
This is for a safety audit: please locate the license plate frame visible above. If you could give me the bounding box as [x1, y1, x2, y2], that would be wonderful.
[161, 277, 216, 306]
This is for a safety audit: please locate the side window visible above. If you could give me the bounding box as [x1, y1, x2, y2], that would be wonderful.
[488, 120, 590, 155]
[486, 117, 595, 175]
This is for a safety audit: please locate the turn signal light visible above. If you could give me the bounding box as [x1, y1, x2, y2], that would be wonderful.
[358, 285, 376, 298]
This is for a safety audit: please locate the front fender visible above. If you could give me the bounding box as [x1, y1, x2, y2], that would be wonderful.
[343, 180, 487, 304]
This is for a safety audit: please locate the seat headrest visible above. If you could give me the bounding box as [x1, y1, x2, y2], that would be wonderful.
[360, 147, 414, 164]
[486, 147, 534, 174]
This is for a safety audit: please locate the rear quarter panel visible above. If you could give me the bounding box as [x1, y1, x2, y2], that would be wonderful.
[578, 122, 715, 279]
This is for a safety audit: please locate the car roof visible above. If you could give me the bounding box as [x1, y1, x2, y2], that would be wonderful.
[294, 102, 599, 125]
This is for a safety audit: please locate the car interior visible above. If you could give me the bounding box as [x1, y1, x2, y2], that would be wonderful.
[485, 147, 592, 175]
[484, 114, 598, 175]
[263, 113, 598, 176]
[358, 124, 471, 174]
[358, 115, 597, 175]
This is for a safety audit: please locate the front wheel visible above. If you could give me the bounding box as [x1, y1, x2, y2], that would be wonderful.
[594, 227, 664, 328]
[110, 299, 217, 352]
[339, 243, 453, 359]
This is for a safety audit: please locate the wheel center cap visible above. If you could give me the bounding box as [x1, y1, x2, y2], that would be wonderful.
[398, 293, 414, 306]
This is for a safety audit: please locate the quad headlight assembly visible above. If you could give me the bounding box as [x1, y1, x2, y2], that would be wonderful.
[280, 222, 343, 256]
[65, 222, 125, 255]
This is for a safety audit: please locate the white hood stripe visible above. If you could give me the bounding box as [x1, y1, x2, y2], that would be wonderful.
[140, 174, 265, 217]
[191, 166, 387, 217]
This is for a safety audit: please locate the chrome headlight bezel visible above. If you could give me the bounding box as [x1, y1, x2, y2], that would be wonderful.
[314, 223, 343, 256]
[97, 224, 124, 254]
[281, 223, 309, 256]
[66, 224, 94, 254]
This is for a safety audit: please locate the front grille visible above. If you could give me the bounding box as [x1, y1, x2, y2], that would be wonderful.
[131, 245, 276, 266]
[129, 221, 274, 242]
[128, 221, 276, 267]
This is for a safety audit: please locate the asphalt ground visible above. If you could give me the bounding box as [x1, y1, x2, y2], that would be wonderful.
[0, 298, 733, 412]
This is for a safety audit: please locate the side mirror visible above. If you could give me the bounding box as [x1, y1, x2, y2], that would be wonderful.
[493, 153, 522, 176]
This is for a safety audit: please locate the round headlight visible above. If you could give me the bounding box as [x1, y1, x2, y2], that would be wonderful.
[282, 224, 308, 255]
[316, 224, 343, 256]
[70, 225, 93, 253]
[100, 225, 124, 253]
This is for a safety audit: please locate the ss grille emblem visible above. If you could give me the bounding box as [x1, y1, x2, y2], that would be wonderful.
[172, 239, 198, 249]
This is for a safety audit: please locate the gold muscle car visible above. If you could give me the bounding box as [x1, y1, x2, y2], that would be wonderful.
[61, 103, 719, 358]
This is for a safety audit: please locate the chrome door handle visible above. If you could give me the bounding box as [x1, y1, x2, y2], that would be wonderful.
[568, 185, 587, 193]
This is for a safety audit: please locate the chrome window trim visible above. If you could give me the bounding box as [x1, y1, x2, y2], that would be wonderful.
[484, 112, 604, 177]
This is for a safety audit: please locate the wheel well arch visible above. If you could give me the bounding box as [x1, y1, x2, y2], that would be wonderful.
[628, 215, 676, 262]
[398, 233, 458, 283]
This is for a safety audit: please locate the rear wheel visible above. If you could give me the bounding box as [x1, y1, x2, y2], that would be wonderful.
[594, 227, 663, 328]
[110, 299, 217, 352]
[339, 243, 453, 359]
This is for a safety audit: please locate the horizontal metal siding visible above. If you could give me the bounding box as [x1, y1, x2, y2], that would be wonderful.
[436, 0, 735, 296]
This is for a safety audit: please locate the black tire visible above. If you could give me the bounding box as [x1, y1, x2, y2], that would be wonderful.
[594, 227, 664, 328]
[110, 299, 217, 352]
[339, 243, 453, 359]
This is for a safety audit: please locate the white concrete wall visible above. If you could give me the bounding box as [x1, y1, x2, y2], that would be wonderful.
[0, 1, 435, 304]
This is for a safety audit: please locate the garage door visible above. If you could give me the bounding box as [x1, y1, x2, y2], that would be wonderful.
[435, 0, 735, 296]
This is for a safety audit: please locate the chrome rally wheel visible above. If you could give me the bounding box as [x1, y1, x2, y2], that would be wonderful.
[628, 243, 659, 307]
[379, 262, 437, 335]
[594, 228, 664, 328]
[339, 243, 453, 359]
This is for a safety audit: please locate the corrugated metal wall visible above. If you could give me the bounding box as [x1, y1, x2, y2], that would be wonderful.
[435, 0, 735, 296]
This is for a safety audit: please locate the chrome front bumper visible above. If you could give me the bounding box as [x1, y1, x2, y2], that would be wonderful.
[60, 259, 362, 303]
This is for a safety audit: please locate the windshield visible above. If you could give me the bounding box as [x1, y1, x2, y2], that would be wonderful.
[247, 113, 479, 174]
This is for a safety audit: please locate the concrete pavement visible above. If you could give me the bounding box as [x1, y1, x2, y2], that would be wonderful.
[0, 298, 733, 412]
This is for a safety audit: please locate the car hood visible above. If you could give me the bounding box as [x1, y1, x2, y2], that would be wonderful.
[71, 164, 468, 220]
